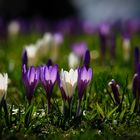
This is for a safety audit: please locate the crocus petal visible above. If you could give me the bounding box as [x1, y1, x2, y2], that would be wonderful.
[28, 67, 35, 85]
[0, 73, 8, 102]
[44, 66, 50, 81]
[50, 65, 58, 84]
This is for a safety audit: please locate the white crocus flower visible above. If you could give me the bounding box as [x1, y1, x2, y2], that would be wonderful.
[68, 52, 80, 69]
[60, 69, 78, 99]
[37, 32, 53, 57]
[8, 21, 20, 37]
[25, 44, 38, 66]
[0, 73, 8, 103]
[123, 38, 131, 62]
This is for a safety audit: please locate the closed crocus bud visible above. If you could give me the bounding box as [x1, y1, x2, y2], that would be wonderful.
[40, 65, 58, 113]
[134, 47, 140, 73]
[25, 44, 38, 66]
[22, 65, 39, 104]
[0, 73, 8, 103]
[60, 69, 78, 103]
[83, 49, 90, 69]
[22, 49, 28, 67]
[68, 52, 80, 69]
[108, 79, 120, 105]
[132, 64, 140, 99]
[47, 59, 53, 67]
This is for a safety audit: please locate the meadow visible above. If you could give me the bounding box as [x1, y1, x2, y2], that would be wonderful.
[0, 19, 140, 140]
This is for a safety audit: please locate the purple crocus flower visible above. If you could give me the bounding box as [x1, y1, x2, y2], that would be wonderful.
[53, 33, 63, 45]
[78, 66, 92, 99]
[22, 49, 28, 67]
[134, 47, 140, 73]
[132, 63, 140, 111]
[132, 64, 140, 98]
[47, 59, 53, 67]
[108, 79, 120, 105]
[98, 23, 111, 63]
[83, 49, 90, 69]
[22, 64, 39, 104]
[72, 42, 88, 58]
[77, 66, 92, 116]
[57, 72, 67, 115]
[109, 33, 116, 60]
[40, 65, 58, 113]
[57, 73, 67, 101]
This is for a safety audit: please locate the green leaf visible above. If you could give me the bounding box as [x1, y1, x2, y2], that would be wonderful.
[96, 103, 105, 119]
[119, 109, 126, 121]
[130, 99, 136, 115]
[107, 105, 119, 119]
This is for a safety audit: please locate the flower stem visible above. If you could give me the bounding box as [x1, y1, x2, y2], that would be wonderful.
[47, 97, 51, 114]
[68, 99, 72, 119]
[62, 100, 65, 115]
[76, 99, 82, 117]
[3, 100, 9, 127]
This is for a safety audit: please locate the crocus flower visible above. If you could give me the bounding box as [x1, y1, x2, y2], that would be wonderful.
[68, 52, 80, 69]
[132, 64, 140, 98]
[25, 44, 38, 66]
[47, 59, 53, 67]
[108, 79, 120, 105]
[109, 33, 116, 60]
[50, 33, 63, 61]
[78, 66, 92, 100]
[57, 73, 67, 114]
[60, 69, 78, 103]
[22, 49, 28, 67]
[83, 49, 90, 69]
[82, 21, 95, 34]
[72, 42, 87, 58]
[40, 65, 58, 113]
[0, 73, 8, 103]
[8, 20, 20, 37]
[134, 47, 140, 73]
[76, 66, 92, 116]
[98, 23, 111, 63]
[132, 64, 140, 111]
[53, 33, 63, 45]
[22, 65, 39, 103]
[122, 33, 131, 62]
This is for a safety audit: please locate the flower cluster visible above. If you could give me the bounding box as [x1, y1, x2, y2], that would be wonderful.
[22, 32, 63, 66]
[22, 47, 93, 115]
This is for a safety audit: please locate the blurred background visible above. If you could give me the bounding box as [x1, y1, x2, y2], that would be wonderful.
[0, 0, 140, 22]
